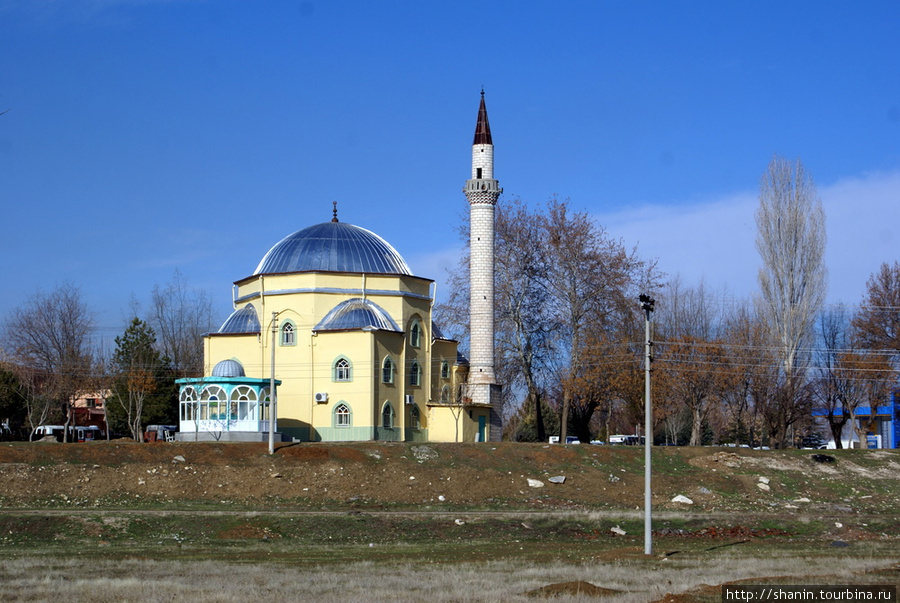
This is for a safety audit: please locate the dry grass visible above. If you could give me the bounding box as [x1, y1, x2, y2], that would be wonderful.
[0, 551, 894, 602]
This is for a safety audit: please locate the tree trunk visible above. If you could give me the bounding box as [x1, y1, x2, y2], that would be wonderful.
[62, 402, 72, 443]
[560, 391, 570, 442]
[827, 412, 847, 449]
[689, 405, 703, 446]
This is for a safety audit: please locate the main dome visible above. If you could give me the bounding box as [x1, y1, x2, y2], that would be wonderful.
[253, 221, 412, 276]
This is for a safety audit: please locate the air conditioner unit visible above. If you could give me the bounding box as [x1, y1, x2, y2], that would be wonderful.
[314, 392, 328, 403]
[404, 394, 415, 406]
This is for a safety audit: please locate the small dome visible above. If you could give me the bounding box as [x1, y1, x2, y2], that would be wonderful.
[212, 359, 245, 378]
[219, 304, 260, 334]
[314, 298, 401, 332]
[254, 221, 412, 276]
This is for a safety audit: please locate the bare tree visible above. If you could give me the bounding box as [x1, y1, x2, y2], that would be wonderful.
[436, 198, 656, 442]
[148, 270, 218, 378]
[755, 155, 827, 447]
[542, 198, 650, 442]
[813, 306, 851, 447]
[852, 261, 900, 356]
[2, 284, 95, 441]
[494, 199, 556, 442]
[719, 303, 771, 447]
[654, 281, 737, 445]
[835, 348, 893, 448]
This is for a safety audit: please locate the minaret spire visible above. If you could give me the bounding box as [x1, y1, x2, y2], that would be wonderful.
[464, 91, 502, 440]
[473, 90, 493, 146]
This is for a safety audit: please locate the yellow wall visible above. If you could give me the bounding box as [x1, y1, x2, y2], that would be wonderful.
[205, 270, 473, 442]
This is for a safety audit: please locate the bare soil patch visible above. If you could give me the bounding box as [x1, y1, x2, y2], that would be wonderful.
[1, 441, 898, 515]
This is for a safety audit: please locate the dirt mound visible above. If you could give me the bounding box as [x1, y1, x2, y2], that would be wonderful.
[525, 581, 620, 598]
[0, 441, 897, 512]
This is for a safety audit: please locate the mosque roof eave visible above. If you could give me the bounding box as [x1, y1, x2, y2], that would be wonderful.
[176, 376, 283, 386]
[232, 269, 435, 288]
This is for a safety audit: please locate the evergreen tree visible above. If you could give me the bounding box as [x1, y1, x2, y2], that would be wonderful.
[0, 365, 26, 438]
[108, 318, 175, 440]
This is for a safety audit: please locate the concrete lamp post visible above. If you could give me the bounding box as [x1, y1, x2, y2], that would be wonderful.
[639, 294, 655, 555]
[268, 311, 279, 456]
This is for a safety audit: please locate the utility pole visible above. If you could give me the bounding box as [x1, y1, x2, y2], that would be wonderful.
[269, 311, 277, 455]
[640, 294, 655, 555]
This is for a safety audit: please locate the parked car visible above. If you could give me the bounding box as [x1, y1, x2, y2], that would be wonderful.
[609, 435, 644, 445]
[548, 436, 581, 444]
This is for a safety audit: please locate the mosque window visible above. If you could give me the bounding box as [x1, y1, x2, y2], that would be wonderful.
[382, 357, 395, 384]
[409, 405, 420, 430]
[334, 403, 351, 428]
[409, 360, 421, 386]
[409, 320, 422, 348]
[281, 321, 296, 346]
[333, 357, 351, 382]
[440, 361, 450, 379]
[381, 402, 394, 429]
[476, 167, 483, 178]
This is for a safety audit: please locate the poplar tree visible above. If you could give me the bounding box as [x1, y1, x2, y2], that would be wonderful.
[755, 155, 827, 447]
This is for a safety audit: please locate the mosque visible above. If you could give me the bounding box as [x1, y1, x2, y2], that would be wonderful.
[176, 94, 502, 443]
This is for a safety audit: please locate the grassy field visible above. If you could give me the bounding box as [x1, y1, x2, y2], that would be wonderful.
[0, 442, 897, 601]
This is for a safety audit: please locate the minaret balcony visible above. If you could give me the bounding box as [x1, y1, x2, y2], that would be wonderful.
[465, 179, 501, 194]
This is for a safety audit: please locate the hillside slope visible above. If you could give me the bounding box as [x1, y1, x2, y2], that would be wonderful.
[1, 441, 897, 514]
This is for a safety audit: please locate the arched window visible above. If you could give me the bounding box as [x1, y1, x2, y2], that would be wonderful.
[382, 356, 394, 384]
[409, 404, 420, 430]
[409, 360, 421, 386]
[281, 321, 296, 346]
[410, 320, 421, 348]
[440, 361, 450, 379]
[230, 385, 258, 421]
[260, 387, 272, 421]
[334, 403, 351, 428]
[333, 357, 351, 382]
[381, 402, 394, 429]
[180, 386, 197, 421]
[201, 385, 227, 421]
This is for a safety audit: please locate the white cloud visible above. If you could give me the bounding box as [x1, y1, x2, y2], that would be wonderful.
[598, 169, 900, 307]
[405, 246, 465, 303]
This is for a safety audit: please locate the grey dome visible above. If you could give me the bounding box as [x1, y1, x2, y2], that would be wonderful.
[212, 359, 245, 377]
[218, 303, 260, 334]
[314, 298, 401, 332]
[254, 221, 412, 276]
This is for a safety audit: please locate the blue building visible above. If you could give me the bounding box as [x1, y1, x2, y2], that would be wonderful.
[817, 389, 899, 449]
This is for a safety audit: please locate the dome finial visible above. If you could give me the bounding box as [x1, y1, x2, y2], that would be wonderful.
[332, 201, 339, 223]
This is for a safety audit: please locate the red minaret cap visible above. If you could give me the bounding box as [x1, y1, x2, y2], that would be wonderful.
[473, 89, 493, 146]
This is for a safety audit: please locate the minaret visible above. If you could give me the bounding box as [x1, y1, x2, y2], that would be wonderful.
[464, 91, 502, 419]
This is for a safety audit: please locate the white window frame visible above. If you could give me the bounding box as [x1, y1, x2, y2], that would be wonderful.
[334, 403, 351, 428]
[281, 321, 296, 346]
[333, 357, 352, 382]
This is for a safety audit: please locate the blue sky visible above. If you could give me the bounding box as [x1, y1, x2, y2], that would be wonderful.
[2, 1, 898, 340]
